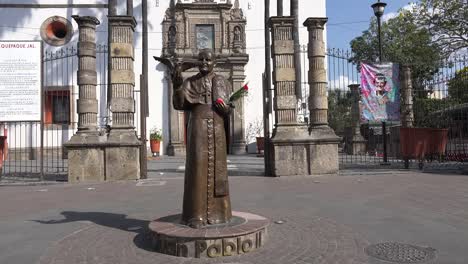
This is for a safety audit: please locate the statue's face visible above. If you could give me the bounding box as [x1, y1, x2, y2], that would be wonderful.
[198, 50, 214, 75]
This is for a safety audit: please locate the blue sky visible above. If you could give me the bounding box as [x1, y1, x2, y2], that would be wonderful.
[326, 0, 413, 50]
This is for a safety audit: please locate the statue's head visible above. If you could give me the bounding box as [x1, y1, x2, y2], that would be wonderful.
[198, 49, 215, 75]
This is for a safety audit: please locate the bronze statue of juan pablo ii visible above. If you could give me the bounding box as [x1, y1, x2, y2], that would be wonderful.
[170, 49, 232, 229]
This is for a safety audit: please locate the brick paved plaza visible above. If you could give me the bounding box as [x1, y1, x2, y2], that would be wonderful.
[1, 156, 467, 263]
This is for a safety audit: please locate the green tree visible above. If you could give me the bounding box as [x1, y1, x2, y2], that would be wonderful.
[448, 66, 468, 103]
[350, 11, 442, 97]
[411, 0, 468, 57]
[328, 89, 353, 135]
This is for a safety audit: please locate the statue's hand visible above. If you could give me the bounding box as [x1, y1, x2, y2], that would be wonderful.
[214, 98, 230, 115]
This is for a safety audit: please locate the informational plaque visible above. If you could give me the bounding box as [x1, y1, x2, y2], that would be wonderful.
[0, 41, 42, 121]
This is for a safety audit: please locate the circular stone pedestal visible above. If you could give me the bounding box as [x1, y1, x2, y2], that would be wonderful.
[149, 211, 269, 258]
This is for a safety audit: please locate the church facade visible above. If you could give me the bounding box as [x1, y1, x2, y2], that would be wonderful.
[0, 0, 326, 156]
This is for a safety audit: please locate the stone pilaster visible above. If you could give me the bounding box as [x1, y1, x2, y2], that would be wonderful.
[400, 65, 414, 128]
[304, 18, 330, 129]
[268, 17, 323, 177]
[230, 64, 247, 154]
[303, 17, 340, 173]
[346, 84, 366, 155]
[73, 16, 100, 133]
[269, 17, 302, 134]
[65, 16, 105, 183]
[166, 74, 186, 156]
[106, 15, 140, 180]
[108, 16, 137, 130]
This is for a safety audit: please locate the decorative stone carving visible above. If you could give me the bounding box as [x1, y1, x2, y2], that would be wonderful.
[162, 0, 248, 155]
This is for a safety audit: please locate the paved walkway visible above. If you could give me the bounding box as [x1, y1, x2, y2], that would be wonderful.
[0, 156, 467, 263]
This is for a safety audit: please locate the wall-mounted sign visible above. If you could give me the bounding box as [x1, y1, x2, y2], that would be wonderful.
[360, 62, 400, 122]
[0, 41, 42, 122]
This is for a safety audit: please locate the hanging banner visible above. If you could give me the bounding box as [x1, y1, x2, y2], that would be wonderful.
[0, 41, 42, 122]
[360, 62, 400, 122]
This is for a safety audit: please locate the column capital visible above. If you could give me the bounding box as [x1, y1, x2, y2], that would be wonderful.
[108, 15, 137, 29]
[72, 15, 100, 28]
[268, 16, 295, 27]
[348, 84, 360, 92]
[303, 17, 328, 30]
[400, 64, 412, 71]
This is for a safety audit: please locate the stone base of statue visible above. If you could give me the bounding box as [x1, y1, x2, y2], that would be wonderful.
[270, 125, 341, 176]
[149, 211, 269, 258]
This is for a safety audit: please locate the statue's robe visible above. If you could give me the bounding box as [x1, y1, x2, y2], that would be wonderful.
[173, 71, 232, 226]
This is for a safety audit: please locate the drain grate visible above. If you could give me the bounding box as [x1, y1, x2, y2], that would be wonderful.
[366, 242, 436, 263]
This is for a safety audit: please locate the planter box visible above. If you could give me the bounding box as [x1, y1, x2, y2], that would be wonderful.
[400, 127, 448, 168]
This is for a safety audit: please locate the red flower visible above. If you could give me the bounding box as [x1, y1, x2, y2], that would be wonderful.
[216, 98, 224, 104]
[242, 84, 249, 91]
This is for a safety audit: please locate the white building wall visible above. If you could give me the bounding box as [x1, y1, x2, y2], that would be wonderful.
[0, 0, 326, 154]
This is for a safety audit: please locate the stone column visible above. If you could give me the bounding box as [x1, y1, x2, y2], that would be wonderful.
[269, 17, 301, 133]
[108, 16, 137, 131]
[166, 74, 186, 156]
[268, 17, 310, 176]
[303, 17, 340, 173]
[65, 16, 105, 183]
[304, 18, 329, 129]
[230, 64, 247, 154]
[346, 84, 366, 155]
[106, 15, 141, 180]
[400, 65, 414, 128]
[73, 16, 100, 133]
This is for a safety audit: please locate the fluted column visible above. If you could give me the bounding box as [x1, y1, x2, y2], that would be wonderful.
[72, 15, 100, 133]
[347, 84, 366, 155]
[400, 65, 414, 128]
[108, 16, 137, 130]
[269, 17, 299, 129]
[349, 84, 363, 137]
[304, 18, 329, 129]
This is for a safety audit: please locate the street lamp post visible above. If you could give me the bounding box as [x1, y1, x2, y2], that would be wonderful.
[371, 0, 389, 164]
[371, 0, 387, 62]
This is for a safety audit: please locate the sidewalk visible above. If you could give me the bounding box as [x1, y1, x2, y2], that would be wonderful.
[0, 157, 467, 263]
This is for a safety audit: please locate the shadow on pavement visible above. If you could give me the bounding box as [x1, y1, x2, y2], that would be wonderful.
[33, 211, 155, 252]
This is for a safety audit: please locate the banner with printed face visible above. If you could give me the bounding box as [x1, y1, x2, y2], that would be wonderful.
[360, 63, 400, 122]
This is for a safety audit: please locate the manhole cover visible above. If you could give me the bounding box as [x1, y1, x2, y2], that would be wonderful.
[366, 242, 436, 263]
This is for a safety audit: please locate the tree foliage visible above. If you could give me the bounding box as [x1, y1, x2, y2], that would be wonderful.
[410, 0, 468, 56]
[350, 11, 442, 95]
[448, 66, 468, 103]
[328, 89, 353, 135]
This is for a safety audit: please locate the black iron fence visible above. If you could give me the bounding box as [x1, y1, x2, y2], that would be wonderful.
[0, 44, 110, 181]
[307, 46, 468, 169]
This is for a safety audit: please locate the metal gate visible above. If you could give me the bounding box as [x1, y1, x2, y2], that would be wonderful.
[0, 45, 109, 182]
[302, 46, 468, 169]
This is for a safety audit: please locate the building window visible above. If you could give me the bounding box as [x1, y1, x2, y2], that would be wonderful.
[196, 25, 215, 50]
[44, 90, 70, 125]
[40, 16, 74, 47]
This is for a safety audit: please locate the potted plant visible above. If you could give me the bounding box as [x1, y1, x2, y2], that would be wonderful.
[149, 127, 162, 157]
[245, 118, 264, 155]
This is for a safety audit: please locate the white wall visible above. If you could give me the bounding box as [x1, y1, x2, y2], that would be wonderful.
[0, 0, 327, 153]
[241, 0, 326, 141]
